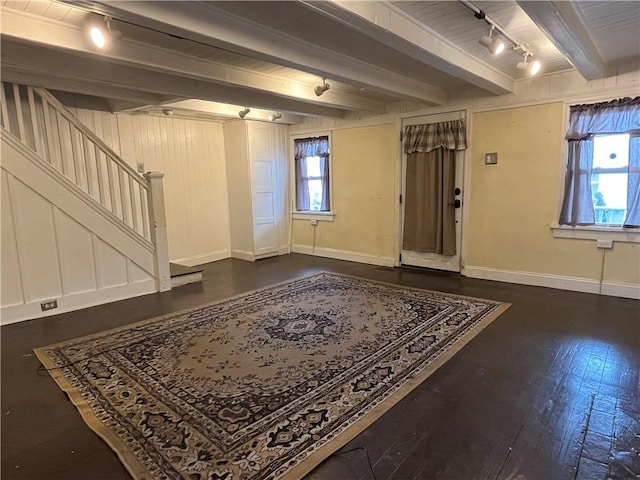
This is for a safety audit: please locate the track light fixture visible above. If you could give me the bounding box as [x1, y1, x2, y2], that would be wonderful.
[314, 78, 330, 97]
[268, 112, 281, 122]
[460, 0, 542, 75]
[478, 25, 505, 55]
[238, 107, 250, 119]
[90, 25, 106, 48]
[516, 52, 541, 75]
[88, 16, 121, 49]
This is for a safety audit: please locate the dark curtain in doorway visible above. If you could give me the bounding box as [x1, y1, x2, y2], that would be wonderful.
[402, 120, 466, 255]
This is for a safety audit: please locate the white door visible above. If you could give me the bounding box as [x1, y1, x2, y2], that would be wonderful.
[400, 112, 465, 272]
[248, 123, 280, 258]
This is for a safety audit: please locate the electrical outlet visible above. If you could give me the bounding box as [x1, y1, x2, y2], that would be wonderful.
[596, 239, 613, 249]
[40, 300, 58, 311]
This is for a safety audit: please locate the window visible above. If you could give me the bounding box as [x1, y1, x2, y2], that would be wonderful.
[591, 134, 629, 226]
[294, 136, 330, 213]
[559, 97, 640, 229]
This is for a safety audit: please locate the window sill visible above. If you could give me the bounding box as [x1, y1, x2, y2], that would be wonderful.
[550, 224, 640, 243]
[292, 212, 335, 222]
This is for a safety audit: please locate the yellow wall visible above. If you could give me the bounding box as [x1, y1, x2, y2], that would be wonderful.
[292, 124, 397, 261]
[466, 103, 640, 285]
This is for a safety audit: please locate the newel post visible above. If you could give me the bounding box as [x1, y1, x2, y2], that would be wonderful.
[144, 172, 171, 292]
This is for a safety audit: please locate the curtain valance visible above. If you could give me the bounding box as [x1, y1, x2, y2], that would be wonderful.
[566, 97, 640, 140]
[403, 120, 466, 154]
[294, 136, 329, 160]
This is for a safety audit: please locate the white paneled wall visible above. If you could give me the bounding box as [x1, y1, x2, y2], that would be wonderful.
[73, 109, 231, 266]
[0, 166, 155, 324]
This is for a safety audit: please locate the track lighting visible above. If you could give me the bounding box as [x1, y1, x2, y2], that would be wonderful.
[478, 26, 505, 55]
[90, 26, 106, 48]
[268, 112, 281, 122]
[516, 53, 541, 75]
[87, 16, 120, 49]
[314, 79, 330, 97]
[238, 107, 250, 119]
[462, 1, 542, 75]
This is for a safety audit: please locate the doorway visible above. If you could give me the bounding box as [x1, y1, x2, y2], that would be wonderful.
[400, 111, 466, 272]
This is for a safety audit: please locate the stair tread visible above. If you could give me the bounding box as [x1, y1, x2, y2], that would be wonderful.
[169, 263, 204, 278]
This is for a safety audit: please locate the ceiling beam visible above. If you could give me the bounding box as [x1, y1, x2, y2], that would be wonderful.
[302, 0, 515, 95]
[0, 68, 175, 106]
[0, 40, 347, 119]
[72, 0, 448, 105]
[516, 0, 607, 80]
[0, 7, 371, 115]
[157, 100, 302, 124]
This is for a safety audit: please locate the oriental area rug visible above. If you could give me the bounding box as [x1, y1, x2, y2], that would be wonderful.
[35, 272, 509, 480]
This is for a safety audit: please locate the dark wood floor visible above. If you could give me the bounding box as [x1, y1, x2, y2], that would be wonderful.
[2, 254, 639, 480]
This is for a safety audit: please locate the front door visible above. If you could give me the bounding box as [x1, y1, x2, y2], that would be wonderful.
[400, 112, 465, 272]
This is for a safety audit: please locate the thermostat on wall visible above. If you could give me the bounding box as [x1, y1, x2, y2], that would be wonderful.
[485, 152, 498, 165]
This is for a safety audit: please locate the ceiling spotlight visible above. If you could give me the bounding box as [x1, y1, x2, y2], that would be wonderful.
[478, 25, 505, 55]
[90, 26, 106, 48]
[268, 112, 282, 122]
[314, 78, 330, 97]
[517, 53, 541, 75]
[87, 16, 121, 49]
[238, 107, 250, 119]
[162, 108, 174, 116]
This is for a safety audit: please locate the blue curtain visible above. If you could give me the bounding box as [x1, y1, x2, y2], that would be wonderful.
[559, 97, 640, 226]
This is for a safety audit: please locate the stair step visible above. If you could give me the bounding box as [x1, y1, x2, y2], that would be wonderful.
[170, 263, 204, 288]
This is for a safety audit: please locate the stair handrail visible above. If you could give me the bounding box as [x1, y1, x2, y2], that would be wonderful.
[32, 87, 147, 190]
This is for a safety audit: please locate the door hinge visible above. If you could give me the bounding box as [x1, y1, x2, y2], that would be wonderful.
[400, 131, 403, 142]
[399, 253, 402, 262]
[399, 194, 403, 204]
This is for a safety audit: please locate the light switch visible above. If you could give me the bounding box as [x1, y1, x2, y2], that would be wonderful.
[485, 152, 498, 165]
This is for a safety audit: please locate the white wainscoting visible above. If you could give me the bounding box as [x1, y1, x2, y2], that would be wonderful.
[115, 115, 231, 264]
[462, 265, 640, 300]
[1, 141, 156, 324]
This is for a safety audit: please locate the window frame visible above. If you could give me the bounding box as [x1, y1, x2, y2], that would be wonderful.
[290, 132, 334, 221]
[552, 104, 640, 243]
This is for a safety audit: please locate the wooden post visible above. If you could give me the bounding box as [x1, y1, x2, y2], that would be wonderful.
[144, 172, 171, 292]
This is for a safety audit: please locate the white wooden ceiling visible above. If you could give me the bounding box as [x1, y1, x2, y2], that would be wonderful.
[1, 0, 638, 122]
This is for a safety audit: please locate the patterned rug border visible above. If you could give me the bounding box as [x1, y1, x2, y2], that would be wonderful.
[34, 272, 511, 480]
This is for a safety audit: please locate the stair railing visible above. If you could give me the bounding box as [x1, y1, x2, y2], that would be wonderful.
[0, 82, 150, 243]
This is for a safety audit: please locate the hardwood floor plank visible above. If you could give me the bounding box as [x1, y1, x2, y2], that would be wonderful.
[2, 254, 638, 480]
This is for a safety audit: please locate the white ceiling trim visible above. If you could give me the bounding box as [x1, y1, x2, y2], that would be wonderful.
[76, 0, 448, 105]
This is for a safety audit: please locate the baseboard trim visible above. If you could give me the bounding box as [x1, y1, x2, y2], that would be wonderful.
[230, 249, 255, 262]
[1, 280, 157, 325]
[292, 244, 395, 267]
[172, 249, 230, 267]
[601, 281, 640, 300]
[462, 265, 640, 299]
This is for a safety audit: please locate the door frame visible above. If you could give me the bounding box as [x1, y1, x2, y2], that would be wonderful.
[396, 109, 469, 271]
